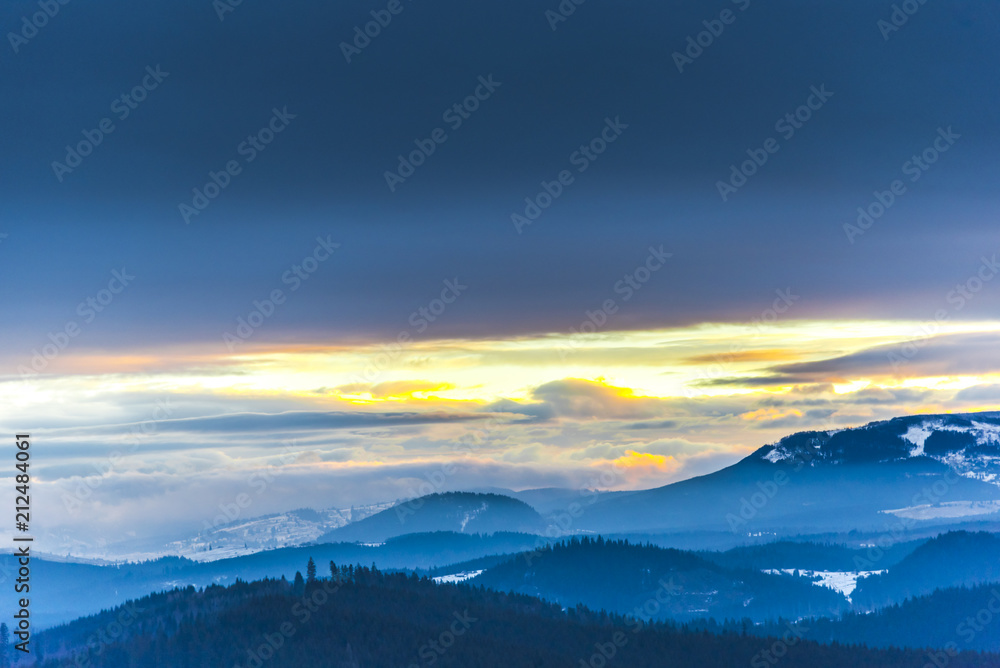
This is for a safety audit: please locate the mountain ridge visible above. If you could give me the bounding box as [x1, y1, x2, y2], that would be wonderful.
[573, 412, 1000, 535]
[753, 412, 1000, 485]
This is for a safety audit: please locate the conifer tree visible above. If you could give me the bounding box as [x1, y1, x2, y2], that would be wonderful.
[0, 622, 9, 668]
[293, 571, 305, 596]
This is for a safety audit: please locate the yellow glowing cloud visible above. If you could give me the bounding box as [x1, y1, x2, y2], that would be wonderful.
[532, 378, 671, 419]
[612, 450, 679, 472]
[334, 381, 457, 401]
[7, 319, 1000, 434]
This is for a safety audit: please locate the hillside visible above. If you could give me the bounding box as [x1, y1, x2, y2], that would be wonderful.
[699, 539, 922, 572]
[472, 537, 849, 622]
[28, 566, 998, 668]
[852, 531, 1000, 608]
[795, 584, 1000, 653]
[0, 531, 543, 629]
[318, 492, 546, 543]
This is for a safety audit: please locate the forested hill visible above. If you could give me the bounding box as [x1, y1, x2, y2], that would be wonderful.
[852, 531, 1000, 608]
[473, 537, 849, 622]
[318, 492, 546, 543]
[29, 564, 998, 668]
[695, 584, 1000, 654]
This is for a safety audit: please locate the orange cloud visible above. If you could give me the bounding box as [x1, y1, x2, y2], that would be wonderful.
[682, 349, 800, 365]
[739, 407, 803, 422]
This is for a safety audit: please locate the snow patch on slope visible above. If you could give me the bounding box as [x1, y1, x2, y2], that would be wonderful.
[763, 447, 789, 463]
[901, 424, 935, 457]
[882, 500, 1000, 520]
[971, 421, 1000, 445]
[763, 569, 883, 601]
[433, 570, 484, 584]
[459, 503, 489, 532]
[894, 418, 1000, 487]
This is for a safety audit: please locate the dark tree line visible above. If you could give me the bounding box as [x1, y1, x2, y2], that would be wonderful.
[26, 559, 999, 668]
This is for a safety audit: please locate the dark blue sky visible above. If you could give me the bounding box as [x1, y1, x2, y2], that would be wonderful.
[2, 0, 999, 351]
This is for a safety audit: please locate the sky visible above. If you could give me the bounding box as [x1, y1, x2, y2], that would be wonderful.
[2, 0, 1000, 553]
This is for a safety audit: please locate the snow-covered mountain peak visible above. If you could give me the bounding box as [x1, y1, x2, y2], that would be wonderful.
[754, 412, 1000, 486]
